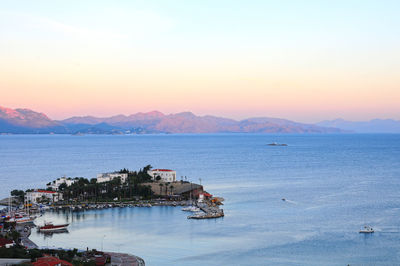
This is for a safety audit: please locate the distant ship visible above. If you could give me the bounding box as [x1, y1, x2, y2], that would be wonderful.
[359, 225, 374, 233]
[267, 142, 288, 146]
[38, 222, 69, 232]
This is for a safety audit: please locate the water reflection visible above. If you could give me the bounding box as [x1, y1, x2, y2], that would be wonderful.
[39, 229, 69, 239]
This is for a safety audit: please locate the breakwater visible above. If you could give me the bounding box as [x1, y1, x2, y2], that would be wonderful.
[187, 202, 224, 219]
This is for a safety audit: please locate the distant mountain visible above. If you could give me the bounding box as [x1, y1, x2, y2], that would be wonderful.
[0, 105, 344, 134]
[0, 106, 67, 133]
[238, 117, 338, 133]
[317, 118, 400, 133]
[60, 111, 342, 134]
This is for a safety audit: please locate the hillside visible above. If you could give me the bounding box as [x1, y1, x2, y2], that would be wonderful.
[0, 106, 67, 133]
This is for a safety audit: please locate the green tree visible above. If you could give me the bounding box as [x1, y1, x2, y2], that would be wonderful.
[11, 190, 25, 202]
[11, 230, 20, 243]
[58, 183, 67, 191]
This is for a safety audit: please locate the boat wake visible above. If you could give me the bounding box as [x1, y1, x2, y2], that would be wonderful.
[282, 198, 298, 205]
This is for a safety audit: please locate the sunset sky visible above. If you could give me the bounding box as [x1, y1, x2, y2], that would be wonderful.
[1, 0, 399, 123]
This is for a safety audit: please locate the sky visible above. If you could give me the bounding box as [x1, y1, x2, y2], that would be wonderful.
[1, 0, 399, 123]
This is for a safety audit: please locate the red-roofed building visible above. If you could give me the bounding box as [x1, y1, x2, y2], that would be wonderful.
[25, 189, 63, 204]
[0, 238, 15, 248]
[32, 256, 72, 266]
[148, 169, 176, 182]
[37, 190, 56, 194]
[198, 192, 213, 202]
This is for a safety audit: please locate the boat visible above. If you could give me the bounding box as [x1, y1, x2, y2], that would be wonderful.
[38, 222, 69, 232]
[182, 206, 201, 212]
[359, 225, 374, 233]
[11, 216, 35, 224]
[267, 142, 288, 146]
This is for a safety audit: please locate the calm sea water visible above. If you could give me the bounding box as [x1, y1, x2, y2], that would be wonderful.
[1, 134, 400, 265]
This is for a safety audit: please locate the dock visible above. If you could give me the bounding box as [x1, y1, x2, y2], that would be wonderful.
[187, 202, 224, 219]
[17, 224, 38, 249]
[107, 252, 145, 266]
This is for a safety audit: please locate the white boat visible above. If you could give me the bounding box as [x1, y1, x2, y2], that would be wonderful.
[359, 225, 374, 233]
[9, 216, 35, 224]
[182, 206, 201, 212]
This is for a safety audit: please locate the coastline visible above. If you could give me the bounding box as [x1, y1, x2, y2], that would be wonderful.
[107, 252, 145, 266]
[14, 223, 146, 265]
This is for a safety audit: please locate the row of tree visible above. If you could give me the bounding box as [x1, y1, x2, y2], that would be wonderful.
[11, 165, 159, 203]
[59, 165, 154, 202]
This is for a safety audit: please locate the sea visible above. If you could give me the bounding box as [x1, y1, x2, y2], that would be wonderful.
[0, 134, 399, 265]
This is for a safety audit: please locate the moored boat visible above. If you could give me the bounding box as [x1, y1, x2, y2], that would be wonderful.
[38, 222, 69, 232]
[182, 206, 200, 212]
[8, 216, 35, 224]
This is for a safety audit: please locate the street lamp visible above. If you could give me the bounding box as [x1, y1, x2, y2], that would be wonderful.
[101, 234, 106, 251]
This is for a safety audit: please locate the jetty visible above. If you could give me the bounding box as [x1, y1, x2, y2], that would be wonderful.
[107, 252, 145, 266]
[17, 224, 38, 249]
[187, 202, 224, 219]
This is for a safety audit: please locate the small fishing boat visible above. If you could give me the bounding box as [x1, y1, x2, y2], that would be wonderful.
[38, 222, 69, 232]
[359, 225, 374, 233]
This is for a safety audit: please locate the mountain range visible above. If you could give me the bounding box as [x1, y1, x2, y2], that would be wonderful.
[1, 105, 399, 134]
[0, 106, 344, 134]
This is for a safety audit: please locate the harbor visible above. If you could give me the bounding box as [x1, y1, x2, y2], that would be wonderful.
[0, 166, 224, 265]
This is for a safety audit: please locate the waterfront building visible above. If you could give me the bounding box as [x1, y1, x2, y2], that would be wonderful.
[47, 176, 76, 191]
[25, 190, 63, 204]
[198, 192, 212, 202]
[96, 172, 128, 183]
[147, 169, 177, 182]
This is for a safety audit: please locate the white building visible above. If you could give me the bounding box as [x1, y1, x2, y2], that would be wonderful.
[48, 176, 76, 191]
[96, 172, 128, 183]
[25, 190, 63, 204]
[147, 169, 176, 182]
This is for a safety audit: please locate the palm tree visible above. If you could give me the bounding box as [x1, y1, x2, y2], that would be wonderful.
[169, 185, 174, 195]
[165, 182, 170, 195]
[143, 165, 152, 173]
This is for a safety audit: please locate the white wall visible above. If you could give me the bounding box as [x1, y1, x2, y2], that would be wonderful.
[96, 173, 128, 183]
[148, 170, 176, 182]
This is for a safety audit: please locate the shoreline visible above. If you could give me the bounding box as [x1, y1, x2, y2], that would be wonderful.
[18, 222, 145, 265]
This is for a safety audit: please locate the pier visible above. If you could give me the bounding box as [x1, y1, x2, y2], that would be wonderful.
[187, 202, 224, 219]
[107, 252, 145, 266]
[17, 224, 38, 249]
